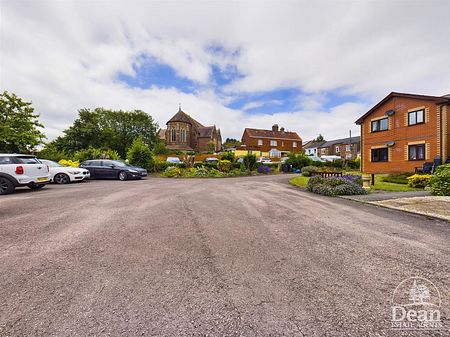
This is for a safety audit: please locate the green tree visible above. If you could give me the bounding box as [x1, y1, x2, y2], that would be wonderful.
[314, 134, 325, 142]
[47, 108, 158, 158]
[152, 139, 169, 155]
[0, 91, 45, 152]
[223, 138, 241, 149]
[127, 137, 153, 169]
[206, 141, 216, 153]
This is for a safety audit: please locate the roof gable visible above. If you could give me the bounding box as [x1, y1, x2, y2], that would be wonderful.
[167, 108, 204, 127]
[355, 92, 449, 124]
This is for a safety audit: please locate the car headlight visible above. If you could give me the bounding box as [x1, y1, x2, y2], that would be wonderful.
[128, 169, 138, 173]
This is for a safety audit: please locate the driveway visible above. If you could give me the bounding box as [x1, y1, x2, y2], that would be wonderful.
[0, 175, 449, 336]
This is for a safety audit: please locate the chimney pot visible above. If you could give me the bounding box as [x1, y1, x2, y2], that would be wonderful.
[272, 124, 279, 132]
[280, 127, 285, 132]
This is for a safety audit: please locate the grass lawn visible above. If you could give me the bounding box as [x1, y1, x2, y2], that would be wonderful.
[371, 174, 422, 192]
[289, 175, 309, 188]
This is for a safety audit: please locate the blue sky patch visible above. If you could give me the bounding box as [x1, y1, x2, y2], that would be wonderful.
[117, 55, 197, 93]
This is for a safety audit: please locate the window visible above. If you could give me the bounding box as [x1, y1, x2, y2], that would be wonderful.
[293, 141, 297, 148]
[335, 146, 340, 153]
[371, 148, 388, 162]
[270, 140, 277, 146]
[346, 145, 351, 152]
[0, 157, 12, 164]
[258, 139, 263, 146]
[171, 129, 176, 142]
[408, 109, 424, 126]
[371, 118, 389, 132]
[180, 129, 186, 143]
[17, 156, 40, 164]
[408, 144, 425, 161]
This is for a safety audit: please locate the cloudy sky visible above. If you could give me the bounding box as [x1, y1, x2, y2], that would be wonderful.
[1, 0, 449, 142]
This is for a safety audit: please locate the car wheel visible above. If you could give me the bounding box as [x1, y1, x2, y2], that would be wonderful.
[54, 173, 70, 184]
[118, 171, 128, 181]
[29, 184, 45, 190]
[0, 177, 15, 195]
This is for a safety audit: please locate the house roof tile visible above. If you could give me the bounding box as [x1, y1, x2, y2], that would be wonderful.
[244, 128, 302, 141]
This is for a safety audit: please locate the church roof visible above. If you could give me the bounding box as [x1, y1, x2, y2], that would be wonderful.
[167, 108, 204, 127]
[198, 126, 215, 137]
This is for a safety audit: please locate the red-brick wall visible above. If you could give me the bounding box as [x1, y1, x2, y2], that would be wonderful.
[360, 97, 445, 174]
[241, 130, 302, 153]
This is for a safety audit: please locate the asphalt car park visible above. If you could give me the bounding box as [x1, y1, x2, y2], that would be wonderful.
[0, 175, 449, 336]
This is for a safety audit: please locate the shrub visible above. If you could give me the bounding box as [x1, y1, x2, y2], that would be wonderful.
[381, 172, 414, 184]
[149, 160, 172, 172]
[243, 154, 257, 171]
[407, 174, 432, 188]
[257, 165, 271, 174]
[307, 175, 367, 196]
[430, 164, 450, 196]
[127, 137, 153, 170]
[74, 147, 120, 162]
[152, 140, 169, 155]
[58, 159, 79, 167]
[285, 152, 313, 169]
[347, 158, 360, 170]
[342, 174, 363, 186]
[161, 166, 183, 177]
[217, 160, 232, 172]
[301, 166, 318, 177]
[221, 152, 235, 162]
[194, 162, 218, 169]
[38, 146, 68, 162]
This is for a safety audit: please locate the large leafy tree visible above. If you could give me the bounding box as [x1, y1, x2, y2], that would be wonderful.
[48, 108, 159, 158]
[0, 91, 45, 153]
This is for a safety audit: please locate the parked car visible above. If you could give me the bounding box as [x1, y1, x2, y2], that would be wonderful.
[39, 159, 90, 184]
[0, 154, 50, 195]
[257, 157, 272, 163]
[204, 157, 219, 163]
[166, 157, 182, 164]
[79, 160, 147, 180]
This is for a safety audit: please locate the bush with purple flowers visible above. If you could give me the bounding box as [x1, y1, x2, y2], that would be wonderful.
[307, 175, 367, 197]
[257, 165, 271, 174]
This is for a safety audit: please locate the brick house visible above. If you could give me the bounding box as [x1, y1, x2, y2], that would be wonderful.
[239, 124, 302, 157]
[159, 107, 222, 153]
[303, 141, 325, 157]
[355, 92, 450, 174]
[317, 136, 361, 160]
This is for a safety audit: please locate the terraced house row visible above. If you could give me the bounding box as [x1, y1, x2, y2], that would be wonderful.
[356, 92, 450, 174]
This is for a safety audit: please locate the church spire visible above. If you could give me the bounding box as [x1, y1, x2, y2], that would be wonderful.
[178, 103, 182, 112]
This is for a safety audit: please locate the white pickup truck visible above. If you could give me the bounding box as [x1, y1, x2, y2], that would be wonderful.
[0, 154, 51, 195]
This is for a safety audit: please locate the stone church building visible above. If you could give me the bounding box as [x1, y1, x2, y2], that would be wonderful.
[159, 107, 222, 153]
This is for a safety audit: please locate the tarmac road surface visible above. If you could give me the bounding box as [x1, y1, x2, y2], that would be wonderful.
[0, 175, 449, 336]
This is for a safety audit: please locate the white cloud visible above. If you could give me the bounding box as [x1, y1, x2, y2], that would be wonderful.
[1, 0, 449, 143]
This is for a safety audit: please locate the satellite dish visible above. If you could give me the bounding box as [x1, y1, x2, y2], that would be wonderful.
[386, 110, 396, 116]
[385, 141, 395, 147]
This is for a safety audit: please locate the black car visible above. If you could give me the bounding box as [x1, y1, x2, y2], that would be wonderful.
[79, 160, 147, 180]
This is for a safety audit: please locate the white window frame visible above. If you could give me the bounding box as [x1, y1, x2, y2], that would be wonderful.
[335, 146, 340, 153]
[270, 140, 277, 146]
[257, 139, 263, 146]
[293, 141, 297, 148]
[346, 145, 351, 152]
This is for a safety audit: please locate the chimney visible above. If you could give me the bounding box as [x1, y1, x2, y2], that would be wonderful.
[272, 124, 279, 132]
[280, 127, 285, 133]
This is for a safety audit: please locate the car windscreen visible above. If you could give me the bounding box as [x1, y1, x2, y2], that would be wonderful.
[41, 160, 61, 167]
[16, 156, 40, 164]
[110, 161, 128, 167]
